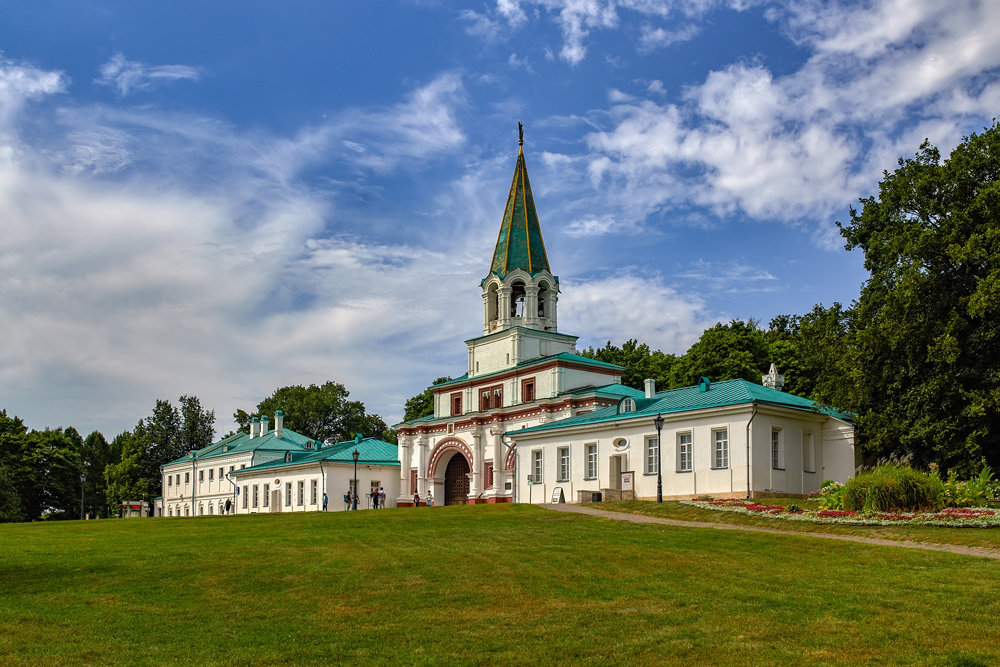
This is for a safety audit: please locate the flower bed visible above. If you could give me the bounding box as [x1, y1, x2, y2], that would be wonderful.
[683, 498, 1000, 527]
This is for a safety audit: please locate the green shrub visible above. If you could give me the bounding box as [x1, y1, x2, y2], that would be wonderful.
[936, 463, 999, 507]
[817, 479, 845, 510]
[842, 464, 944, 512]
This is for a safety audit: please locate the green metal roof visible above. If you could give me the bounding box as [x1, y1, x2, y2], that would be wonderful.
[162, 427, 321, 467]
[516, 378, 853, 435]
[432, 352, 623, 391]
[233, 436, 399, 474]
[488, 141, 550, 279]
[567, 383, 645, 398]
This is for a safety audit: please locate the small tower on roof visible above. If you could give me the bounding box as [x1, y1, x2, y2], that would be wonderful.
[482, 123, 559, 334]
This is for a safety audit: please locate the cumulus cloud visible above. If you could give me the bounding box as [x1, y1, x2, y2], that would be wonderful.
[96, 52, 202, 97]
[0, 61, 473, 436]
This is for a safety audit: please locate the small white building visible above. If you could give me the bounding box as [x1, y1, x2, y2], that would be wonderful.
[396, 131, 856, 505]
[160, 410, 399, 516]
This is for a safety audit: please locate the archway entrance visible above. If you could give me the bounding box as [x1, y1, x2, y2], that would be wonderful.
[444, 454, 470, 505]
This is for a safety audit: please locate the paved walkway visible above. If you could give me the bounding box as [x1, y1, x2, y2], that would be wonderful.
[541, 503, 1000, 560]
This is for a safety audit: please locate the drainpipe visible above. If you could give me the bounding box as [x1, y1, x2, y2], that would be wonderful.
[192, 455, 197, 515]
[746, 401, 758, 499]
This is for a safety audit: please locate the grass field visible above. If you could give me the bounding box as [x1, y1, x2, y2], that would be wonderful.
[2, 504, 999, 665]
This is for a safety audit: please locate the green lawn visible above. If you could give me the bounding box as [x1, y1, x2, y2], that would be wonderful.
[597, 499, 1000, 550]
[1, 505, 998, 665]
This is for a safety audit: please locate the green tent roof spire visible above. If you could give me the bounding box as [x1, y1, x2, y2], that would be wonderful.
[489, 124, 551, 279]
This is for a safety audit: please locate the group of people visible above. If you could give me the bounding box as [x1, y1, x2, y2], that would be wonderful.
[412, 491, 434, 506]
[341, 487, 386, 510]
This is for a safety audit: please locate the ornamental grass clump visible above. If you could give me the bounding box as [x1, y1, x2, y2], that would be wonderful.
[841, 464, 944, 512]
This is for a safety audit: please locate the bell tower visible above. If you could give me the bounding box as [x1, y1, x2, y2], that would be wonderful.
[482, 123, 559, 335]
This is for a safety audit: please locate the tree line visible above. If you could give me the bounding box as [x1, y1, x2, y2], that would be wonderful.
[0, 380, 390, 522]
[403, 123, 1000, 477]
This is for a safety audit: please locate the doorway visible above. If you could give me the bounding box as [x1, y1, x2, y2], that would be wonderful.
[444, 454, 471, 505]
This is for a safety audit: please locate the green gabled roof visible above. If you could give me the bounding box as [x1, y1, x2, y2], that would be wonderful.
[516, 379, 852, 435]
[488, 138, 550, 279]
[234, 437, 399, 474]
[567, 383, 645, 398]
[161, 427, 321, 467]
[433, 352, 623, 390]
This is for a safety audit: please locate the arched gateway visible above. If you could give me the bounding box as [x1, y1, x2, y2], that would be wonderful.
[444, 454, 470, 505]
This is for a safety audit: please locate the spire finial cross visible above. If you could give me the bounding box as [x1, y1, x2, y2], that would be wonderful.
[518, 122, 524, 146]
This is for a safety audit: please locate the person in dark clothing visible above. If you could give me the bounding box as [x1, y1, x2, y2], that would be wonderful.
[224, 498, 231, 515]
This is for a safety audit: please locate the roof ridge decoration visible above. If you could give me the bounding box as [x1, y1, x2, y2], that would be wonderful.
[489, 123, 551, 279]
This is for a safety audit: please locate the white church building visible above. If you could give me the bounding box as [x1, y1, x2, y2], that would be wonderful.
[395, 131, 856, 506]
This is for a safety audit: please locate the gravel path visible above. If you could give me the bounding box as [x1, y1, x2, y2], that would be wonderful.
[541, 503, 1000, 560]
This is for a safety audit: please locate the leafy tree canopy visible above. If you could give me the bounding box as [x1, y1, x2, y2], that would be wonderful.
[402, 377, 453, 422]
[837, 122, 1000, 473]
[235, 381, 394, 444]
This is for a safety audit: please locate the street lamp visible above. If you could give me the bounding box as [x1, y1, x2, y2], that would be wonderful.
[352, 449, 360, 510]
[654, 413, 664, 503]
[80, 472, 87, 520]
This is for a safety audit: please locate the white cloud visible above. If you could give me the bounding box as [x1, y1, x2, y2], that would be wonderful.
[0, 60, 474, 437]
[675, 259, 778, 293]
[95, 52, 202, 97]
[560, 273, 719, 354]
[638, 22, 699, 51]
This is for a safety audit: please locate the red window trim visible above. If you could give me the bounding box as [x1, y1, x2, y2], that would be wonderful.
[521, 377, 535, 403]
[450, 392, 462, 416]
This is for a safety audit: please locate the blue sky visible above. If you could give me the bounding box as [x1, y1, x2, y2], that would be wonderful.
[1, 1, 998, 438]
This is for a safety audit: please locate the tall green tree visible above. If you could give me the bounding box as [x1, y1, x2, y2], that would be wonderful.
[235, 381, 394, 444]
[402, 377, 452, 422]
[669, 320, 770, 387]
[767, 303, 850, 402]
[581, 340, 677, 390]
[82, 431, 112, 518]
[838, 122, 1000, 473]
[105, 430, 150, 511]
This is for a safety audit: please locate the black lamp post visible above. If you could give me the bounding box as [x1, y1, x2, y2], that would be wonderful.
[654, 413, 664, 503]
[80, 472, 87, 520]
[352, 449, 359, 510]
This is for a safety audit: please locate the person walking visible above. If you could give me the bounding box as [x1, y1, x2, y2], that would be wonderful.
[379, 487, 385, 509]
[372, 490, 379, 510]
[322, 492, 328, 512]
[344, 490, 351, 511]
[426, 491, 433, 507]
[224, 498, 231, 515]
[413, 491, 420, 506]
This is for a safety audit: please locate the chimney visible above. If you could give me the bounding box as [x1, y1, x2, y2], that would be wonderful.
[644, 378, 656, 399]
[699, 376, 711, 392]
[260, 414, 269, 437]
[250, 417, 259, 439]
[275, 410, 284, 439]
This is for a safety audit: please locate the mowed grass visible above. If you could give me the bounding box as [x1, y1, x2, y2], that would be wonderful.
[598, 499, 1000, 550]
[1, 505, 999, 665]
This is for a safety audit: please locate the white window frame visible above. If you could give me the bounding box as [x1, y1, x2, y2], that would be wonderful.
[297, 481, 304, 506]
[585, 443, 597, 480]
[286, 482, 292, 507]
[242, 485, 248, 509]
[677, 432, 693, 472]
[208, 468, 214, 481]
[263, 483, 270, 508]
[167, 476, 172, 487]
[532, 450, 543, 483]
[557, 447, 570, 482]
[311, 479, 318, 505]
[713, 429, 729, 469]
[771, 428, 785, 470]
[645, 436, 659, 475]
[252, 484, 259, 508]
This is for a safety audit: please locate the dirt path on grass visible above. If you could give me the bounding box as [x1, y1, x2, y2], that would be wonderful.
[542, 503, 1000, 560]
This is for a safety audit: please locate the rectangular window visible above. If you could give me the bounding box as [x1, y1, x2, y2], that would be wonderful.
[677, 433, 693, 472]
[484, 462, 494, 490]
[803, 433, 816, 472]
[645, 437, 659, 475]
[229, 466, 234, 473]
[479, 389, 491, 411]
[263, 484, 270, 508]
[410, 468, 418, 494]
[167, 476, 173, 486]
[240, 464, 245, 469]
[242, 486, 248, 509]
[492, 385, 503, 408]
[532, 450, 543, 483]
[772, 429, 784, 469]
[208, 469, 214, 481]
[252, 484, 258, 508]
[219, 467, 224, 479]
[586, 444, 597, 479]
[176, 474, 180, 486]
[713, 429, 729, 469]
[297, 481, 304, 506]
[199, 470, 204, 482]
[521, 378, 535, 403]
[286, 482, 292, 506]
[311, 479, 318, 505]
[185, 472, 190, 483]
[450, 392, 462, 416]
[557, 447, 570, 482]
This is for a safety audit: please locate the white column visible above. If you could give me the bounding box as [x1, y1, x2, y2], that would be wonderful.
[470, 429, 483, 498]
[417, 437, 429, 495]
[492, 430, 505, 494]
[524, 284, 539, 327]
[498, 286, 512, 329]
[398, 437, 412, 501]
